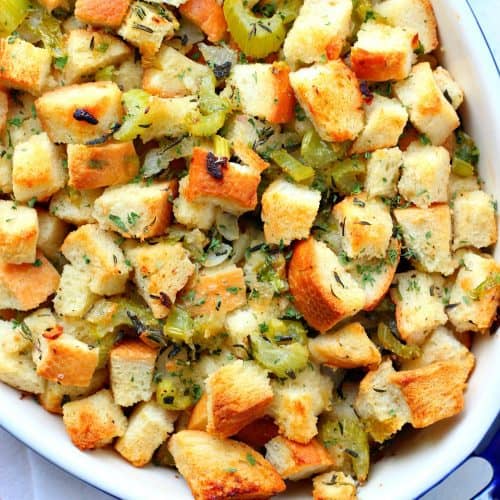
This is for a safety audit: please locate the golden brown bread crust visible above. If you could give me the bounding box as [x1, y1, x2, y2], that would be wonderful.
[0, 89, 7, 135]
[188, 392, 208, 431]
[268, 63, 295, 124]
[110, 339, 158, 363]
[75, 0, 131, 27]
[236, 416, 279, 449]
[351, 47, 413, 82]
[233, 141, 269, 173]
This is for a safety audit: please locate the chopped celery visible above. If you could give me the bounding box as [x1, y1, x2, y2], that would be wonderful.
[452, 131, 479, 177]
[301, 129, 344, 168]
[156, 377, 193, 410]
[95, 331, 119, 369]
[113, 89, 151, 142]
[213, 135, 231, 158]
[20, 4, 63, 54]
[451, 158, 474, 177]
[0, 0, 30, 37]
[265, 318, 308, 345]
[331, 158, 366, 195]
[468, 272, 500, 301]
[95, 65, 116, 82]
[270, 149, 315, 182]
[375, 322, 421, 360]
[188, 110, 227, 137]
[163, 306, 194, 344]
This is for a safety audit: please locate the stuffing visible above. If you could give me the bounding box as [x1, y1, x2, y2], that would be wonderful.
[0, 154, 12, 194]
[179, 0, 227, 42]
[448, 173, 480, 200]
[289, 61, 365, 142]
[394, 62, 460, 145]
[0, 38, 51, 95]
[36, 209, 69, 262]
[49, 187, 103, 225]
[308, 322, 381, 369]
[35, 81, 123, 144]
[350, 95, 408, 154]
[0, 349, 46, 394]
[115, 401, 177, 466]
[288, 237, 365, 332]
[433, 67, 464, 110]
[312, 471, 357, 500]
[93, 181, 177, 239]
[168, 430, 286, 499]
[261, 178, 321, 245]
[62, 389, 127, 449]
[283, 0, 352, 65]
[351, 21, 416, 82]
[12, 132, 66, 202]
[452, 190, 497, 250]
[75, 0, 131, 28]
[61, 224, 129, 296]
[0, 200, 38, 264]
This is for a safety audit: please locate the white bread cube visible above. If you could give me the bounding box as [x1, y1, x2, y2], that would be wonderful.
[62, 389, 127, 449]
[452, 190, 497, 250]
[0, 349, 46, 394]
[61, 224, 129, 296]
[2, 93, 42, 148]
[351, 21, 416, 81]
[433, 67, 464, 110]
[261, 178, 321, 245]
[394, 63, 460, 145]
[49, 187, 103, 225]
[75, 0, 130, 28]
[333, 194, 393, 260]
[398, 142, 451, 208]
[448, 173, 480, 200]
[64, 29, 132, 84]
[390, 271, 448, 345]
[0, 201, 38, 264]
[115, 58, 144, 92]
[12, 132, 66, 202]
[0, 155, 12, 194]
[290, 61, 364, 142]
[93, 180, 177, 239]
[351, 95, 408, 154]
[0, 319, 32, 354]
[126, 241, 195, 318]
[224, 308, 259, 349]
[394, 205, 454, 275]
[36, 209, 70, 261]
[373, 0, 438, 53]
[115, 401, 177, 466]
[35, 81, 123, 144]
[313, 471, 357, 500]
[23, 308, 57, 342]
[365, 147, 402, 199]
[283, 0, 352, 65]
[0, 38, 51, 95]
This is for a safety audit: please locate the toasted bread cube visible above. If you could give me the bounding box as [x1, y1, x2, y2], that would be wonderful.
[333, 194, 393, 260]
[447, 252, 500, 333]
[12, 132, 66, 202]
[313, 471, 357, 500]
[185, 147, 261, 215]
[288, 238, 365, 332]
[36, 209, 70, 262]
[0, 350, 46, 394]
[0, 319, 32, 354]
[49, 187, 103, 225]
[34, 332, 98, 387]
[188, 392, 208, 431]
[0, 201, 38, 264]
[179, 0, 227, 42]
[61, 224, 129, 296]
[390, 271, 448, 345]
[390, 360, 472, 428]
[126, 241, 195, 318]
[62, 389, 127, 449]
[92, 181, 177, 239]
[115, 401, 176, 466]
[351, 21, 416, 81]
[394, 205, 454, 275]
[23, 308, 57, 341]
[173, 176, 216, 230]
[224, 308, 259, 349]
[35, 82, 123, 144]
[448, 173, 480, 200]
[0, 39, 51, 95]
[452, 190, 497, 250]
[0, 154, 12, 194]
[2, 92, 42, 147]
[283, 0, 352, 65]
[350, 95, 408, 154]
[64, 30, 132, 84]
[142, 46, 212, 98]
[261, 178, 321, 245]
[75, 0, 130, 27]
[168, 430, 286, 499]
[0, 252, 59, 311]
[38, 0, 70, 11]
[433, 67, 464, 110]
[290, 61, 364, 142]
[0, 89, 7, 134]
[354, 359, 411, 443]
[394, 63, 459, 145]
[118, 2, 179, 60]
[115, 58, 143, 92]
[309, 322, 381, 369]
[205, 360, 273, 438]
[265, 436, 333, 481]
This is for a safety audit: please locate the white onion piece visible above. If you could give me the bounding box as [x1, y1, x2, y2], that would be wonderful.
[215, 210, 239, 241]
[204, 243, 233, 267]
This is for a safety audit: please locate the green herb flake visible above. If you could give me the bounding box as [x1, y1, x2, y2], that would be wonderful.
[109, 214, 128, 232]
[33, 259, 43, 267]
[246, 453, 256, 466]
[54, 56, 68, 69]
[27, 197, 37, 208]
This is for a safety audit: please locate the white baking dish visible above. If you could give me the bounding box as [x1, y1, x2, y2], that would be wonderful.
[0, 0, 498, 498]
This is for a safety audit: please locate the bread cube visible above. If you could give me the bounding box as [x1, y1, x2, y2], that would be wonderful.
[224, 308, 259, 349]
[35, 81, 123, 144]
[2, 92, 42, 147]
[0, 38, 51, 95]
[433, 66, 464, 110]
[452, 190, 497, 250]
[179, 0, 227, 42]
[0, 89, 7, 134]
[309, 322, 381, 369]
[115, 58, 144, 92]
[350, 95, 408, 154]
[283, 0, 352, 65]
[0, 154, 12, 194]
[62, 389, 127, 449]
[0, 319, 32, 354]
[75, 0, 130, 27]
[448, 173, 479, 200]
[289, 61, 364, 142]
[288, 238, 365, 332]
[313, 471, 357, 500]
[0, 350, 46, 394]
[49, 187, 103, 225]
[12, 132, 66, 202]
[365, 148, 402, 199]
[0, 252, 60, 311]
[447, 252, 500, 333]
[36, 209, 70, 261]
[126, 241, 195, 318]
[23, 308, 57, 341]
[185, 147, 261, 215]
[0, 201, 38, 264]
[38, 0, 70, 11]
[188, 392, 208, 431]
[394, 205, 454, 275]
[261, 178, 321, 245]
[394, 63, 459, 145]
[168, 430, 286, 499]
[93, 181, 177, 239]
[61, 224, 129, 296]
[235, 416, 279, 449]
